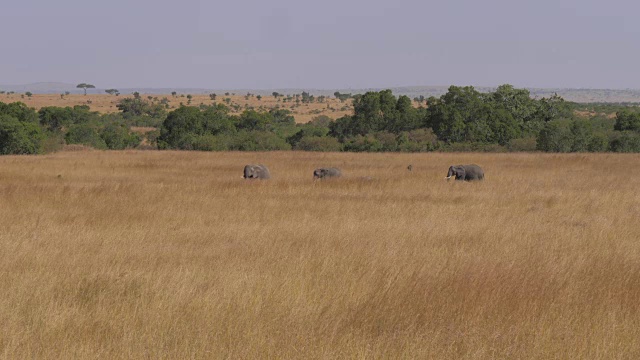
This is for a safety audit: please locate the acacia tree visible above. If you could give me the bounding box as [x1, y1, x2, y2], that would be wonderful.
[105, 89, 119, 96]
[76, 83, 95, 95]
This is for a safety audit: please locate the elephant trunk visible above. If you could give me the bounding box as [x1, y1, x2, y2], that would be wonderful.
[446, 167, 455, 179]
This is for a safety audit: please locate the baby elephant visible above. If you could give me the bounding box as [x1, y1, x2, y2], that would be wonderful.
[313, 167, 341, 180]
[243, 164, 271, 180]
[446, 164, 484, 181]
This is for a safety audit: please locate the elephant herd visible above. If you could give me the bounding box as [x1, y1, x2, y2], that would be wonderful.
[243, 164, 485, 181]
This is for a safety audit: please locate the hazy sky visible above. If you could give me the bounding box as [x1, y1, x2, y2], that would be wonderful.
[1, 0, 639, 89]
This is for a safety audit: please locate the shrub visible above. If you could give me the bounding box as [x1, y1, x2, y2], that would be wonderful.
[0, 114, 43, 154]
[609, 131, 640, 152]
[40, 132, 66, 153]
[536, 121, 572, 152]
[343, 135, 383, 152]
[440, 142, 506, 152]
[65, 124, 107, 150]
[507, 137, 537, 152]
[397, 128, 439, 152]
[293, 136, 342, 152]
[309, 115, 333, 127]
[614, 110, 640, 132]
[191, 134, 231, 151]
[374, 131, 399, 151]
[230, 131, 291, 151]
[100, 123, 141, 150]
[588, 132, 610, 152]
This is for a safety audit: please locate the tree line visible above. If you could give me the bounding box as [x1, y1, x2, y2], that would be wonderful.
[157, 85, 640, 153]
[1, 84, 640, 155]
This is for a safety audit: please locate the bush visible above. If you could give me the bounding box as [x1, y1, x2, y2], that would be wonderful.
[309, 115, 333, 127]
[39, 107, 73, 131]
[614, 110, 640, 132]
[374, 131, 399, 151]
[610, 131, 640, 152]
[100, 123, 141, 150]
[397, 128, 439, 152]
[41, 132, 66, 153]
[507, 137, 537, 152]
[0, 102, 39, 124]
[230, 131, 291, 151]
[441, 142, 506, 152]
[145, 129, 160, 147]
[536, 121, 572, 152]
[293, 136, 342, 151]
[588, 132, 610, 152]
[65, 124, 107, 149]
[191, 134, 231, 151]
[158, 105, 237, 150]
[0, 114, 43, 154]
[117, 98, 166, 119]
[343, 134, 386, 152]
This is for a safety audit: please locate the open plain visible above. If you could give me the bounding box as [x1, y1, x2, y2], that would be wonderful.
[1, 150, 639, 358]
[0, 93, 355, 123]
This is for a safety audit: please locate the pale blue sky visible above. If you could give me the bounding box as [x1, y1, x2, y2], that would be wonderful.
[1, 0, 639, 89]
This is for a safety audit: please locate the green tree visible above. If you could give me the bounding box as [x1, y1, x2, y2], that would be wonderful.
[536, 121, 572, 152]
[105, 89, 119, 95]
[0, 101, 39, 123]
[76, 83, 95, 95]
[237, 110, 272, 131]
[614, 110, 640, 132]
[100, 123, 140, 149]
[116, 98, 166, 119]
[0, 114, 43, 154]
[397, 128, 439, 152]
[428, 86, 483, 143]
[65, 123, 107, 149]
[610, 131, 640, 152]
[229, 130, 291, 151]
[570, 119, 594, 152]
[293, 136, 342, 151]
[158, 105, 236, 150]
[39, 107, 73, 131]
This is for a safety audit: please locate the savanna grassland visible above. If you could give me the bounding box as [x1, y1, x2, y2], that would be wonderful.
[1, 93, 354, 123]
[1, 150, 639, 359]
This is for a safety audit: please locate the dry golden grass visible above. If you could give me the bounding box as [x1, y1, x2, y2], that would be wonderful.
[1, 151, 639, 359]
[2, 93, 356, 123]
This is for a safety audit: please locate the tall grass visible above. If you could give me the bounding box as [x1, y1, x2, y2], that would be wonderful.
[1, 151, 639, 358]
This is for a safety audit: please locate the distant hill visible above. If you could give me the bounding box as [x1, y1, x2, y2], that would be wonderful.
[2, 83, 640, 103]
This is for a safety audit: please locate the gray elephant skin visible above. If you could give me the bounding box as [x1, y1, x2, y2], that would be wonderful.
[313, 167, 341, 179]
[446, 164, 484, 181]
[243, 164, 271, 180]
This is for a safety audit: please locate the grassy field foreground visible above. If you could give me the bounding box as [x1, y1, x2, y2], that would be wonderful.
[0, 151, 639, 358]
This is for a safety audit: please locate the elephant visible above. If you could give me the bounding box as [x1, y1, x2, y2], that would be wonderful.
[243, 164, 271, 180]
[445, 164, 484, 181]
[313, 167, 342, 179]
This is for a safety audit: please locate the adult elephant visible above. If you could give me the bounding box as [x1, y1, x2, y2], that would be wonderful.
[313, 167, 341, 179]
[243, 164, 271, 180]
[446, 164, 484, 181]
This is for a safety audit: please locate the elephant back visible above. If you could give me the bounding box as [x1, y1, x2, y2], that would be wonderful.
[243, 164, 271, 179]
